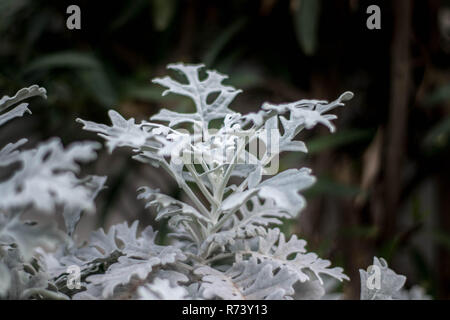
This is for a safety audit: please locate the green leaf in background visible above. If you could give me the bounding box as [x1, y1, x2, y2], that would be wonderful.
[226, 68, 264, 89]
[341, 225, 378, 239]
[23, 51, 101, 74]
[292, 0, 321, 56]
[125, 85, 168, 102]
[423, 83, 450, 107]
[77, 68, 117, 108]
[305, 176, 362, 198]
[203, 18, 247, 67]
[111, 0, 149, 30]
[424, 116, 450, 149]
[306, 128, 374, 154]
[124, 83, 194, 111]
[151, 0, 177, 31]
[432, 229, 450, 252]
[20, 9, 50, 62]
[410, 195, 430, 223]
[23, 51, 117, 108]
[379, 236, 400, 262]
[0, 0, 30, 32]
[410, 247, 432, 289]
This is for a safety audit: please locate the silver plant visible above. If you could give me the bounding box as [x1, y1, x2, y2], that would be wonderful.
[0, 65, 430, 300]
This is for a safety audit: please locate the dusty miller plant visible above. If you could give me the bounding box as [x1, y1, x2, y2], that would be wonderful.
[0, 85, 105, 299]
[0, 64, 430, 300]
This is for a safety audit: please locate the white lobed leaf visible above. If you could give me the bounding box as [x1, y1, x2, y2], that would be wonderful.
[0, 246, 68, 300]
[151, 269, 189, 287]
[261, 91, 353, 133]
[0, 138, 28, 166]
[0, 214, 64, 261]
[4, 268, 55, 299]
[62, 175, 107, 237]
[77, 110, 190, 182]
[185, 282, 205, 300]
[77, 110, 153, 153]
[46, 222, 144, 289]
[80, 221, 187, 298]
[263, 115, 308, 154]
[0, 138, 101, 213]
[257, 168, 316, 217]
[0, 85, 47, 112]
[86, 257, 163, 298]
[240, 228, 349, 285]
[73, 224, 122, 263]
[395, 285, 431, 300]
[137, 186, 210, 228]
[0, 103, 31, 127]
[151, 63, 241, 127]
[0, 85, 47, 127]
[138, 278, 188, 300]
[195, 257, 297, 300]
[0, 262, 11, 297]
[201, 197, 289, 253]
[293, 280, 326, 300]
[222, 168, 316, 218]
[359, 257, 407, 300]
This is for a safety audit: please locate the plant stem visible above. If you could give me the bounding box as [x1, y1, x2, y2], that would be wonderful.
[204, 253, 234, 264]
[186, 163, 218, 207]
[160, 159, 210, 218]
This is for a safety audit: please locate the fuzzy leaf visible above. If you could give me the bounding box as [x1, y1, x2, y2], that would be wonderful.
[195, 257, 296, 300]
[77, 111, 189, 180]
[83, 222, 186, 298]
[257, 168, 315, 216]
[77, 110, 153, 153]
[242, 228, 349, 285]
[1, 248, 67, 300]
[359, 257, 407, 300]
[138, 187, 209, 228]
[395, 285, 431, 300]
[0, 262, 11, 297]
[62, 175, 107, 236]
[138, 278, 188, 300]
[222, 168, 316, 217]
[0, 214, 64, 261]
[0, 138, 28, 166]
[202, 197, 289, 252]
[293, 280, 326, 300]
[0, 85, 47, 126]
[262, 91, 353, 133]
[152, 269, 189, 287]
[151, 63, 241, 127]
[0, 138, 101, 213]
[0, 103, 31, 127]
[0, 85, 47, 111]
[264, 115, 308, 153]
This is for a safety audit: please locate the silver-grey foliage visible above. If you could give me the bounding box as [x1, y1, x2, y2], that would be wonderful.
[0, 85, 105, 299]
[0, 65, 430, 300]
[359, 257, 431, 300]
[76, 63, 351, 300]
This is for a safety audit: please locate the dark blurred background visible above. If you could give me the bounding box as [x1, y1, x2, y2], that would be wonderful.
[0, 0, 449, 299]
